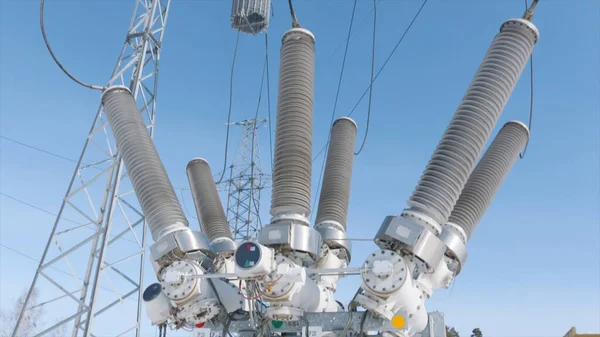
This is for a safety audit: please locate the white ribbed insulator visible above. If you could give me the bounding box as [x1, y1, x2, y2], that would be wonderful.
[231, 0, 270, 34]
[447, 121, 529, 241]
[186, 158, 232, 243]
[270, 28, 315, 219]
[407, 19, 538, 227]
[315, 117, 357, 231]
[101, 87, 188, 242]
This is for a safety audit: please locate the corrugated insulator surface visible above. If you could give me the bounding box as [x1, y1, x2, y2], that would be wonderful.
[315, 118, 357, 231]
[186, 158, 232, 243]
[407, 19, 538, 226]
[231, 0, 271, 34]
[448, 121, 529, 240]
[102, 88, 188, 242]
[270, 29, 315, 218]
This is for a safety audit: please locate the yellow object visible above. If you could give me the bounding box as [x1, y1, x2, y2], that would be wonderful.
[391, 315, 406, 328]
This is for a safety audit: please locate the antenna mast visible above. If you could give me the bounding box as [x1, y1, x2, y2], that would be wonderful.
[12, 1, 171, 336]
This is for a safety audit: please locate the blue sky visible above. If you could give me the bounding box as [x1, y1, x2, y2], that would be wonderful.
[1, 0, 599, 336]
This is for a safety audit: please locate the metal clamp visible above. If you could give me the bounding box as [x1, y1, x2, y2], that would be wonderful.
[438, 227, 468, 275]
[315, 222, 352, 263]
[375, 216, 446, 271]
[150, 229, 213, 272]
[259, 223, 322, 260]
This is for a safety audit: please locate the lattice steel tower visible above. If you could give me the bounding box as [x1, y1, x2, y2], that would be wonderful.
[219, 118, 270, 241]
[12, 1, 171, 336]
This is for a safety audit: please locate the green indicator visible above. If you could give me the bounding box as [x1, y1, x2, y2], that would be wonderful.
[271, 320, 283, 329]
[244, 260, 250, 268]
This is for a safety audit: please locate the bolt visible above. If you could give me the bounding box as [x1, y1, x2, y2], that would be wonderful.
[401, 268, 404, 272]
[410, 314, 413, 318]
[417, 306, 420, 310]
[383, 288, 386, 291]
[366, 279, 370, 282]
[392, 285, 396, 288]
[372, 253, 376, 257]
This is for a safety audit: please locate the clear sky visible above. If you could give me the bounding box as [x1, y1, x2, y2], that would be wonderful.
[1, 0, 599, 336]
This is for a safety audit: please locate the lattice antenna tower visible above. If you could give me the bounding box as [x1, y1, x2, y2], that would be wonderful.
[219, 118, 270, 241]
[12, 1, 171, 336]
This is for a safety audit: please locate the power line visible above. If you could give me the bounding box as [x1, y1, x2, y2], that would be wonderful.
[520, 0, 535, 159]
[215, 31, 241, 184]
[0, 243, 131, 299]
[40, 0, 104, 91]
[312, 0, 429, 163]
[311, 0, 358, 223]
[354, 0, 377, 156]
[0, 192, 81, 226]
[1, 135, 78, 164]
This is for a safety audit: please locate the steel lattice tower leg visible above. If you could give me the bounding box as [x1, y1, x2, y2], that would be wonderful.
[220, 118, 270, 241]
[11, 1, 171, 336]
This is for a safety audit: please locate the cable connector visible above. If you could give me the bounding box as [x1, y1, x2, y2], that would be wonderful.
[522, 0, 539, 21]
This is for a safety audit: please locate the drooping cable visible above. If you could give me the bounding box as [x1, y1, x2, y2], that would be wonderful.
[40, 0, 104, 91]
[216, 31, 241, 184]
[287, 0, 300, 28]
[248, 55, 268, 227]
[520, 0, 536, 159]
[347, 0, 428, 118]
[312, 0, 429, 162]
[354, 0, 377, 156]
[310, 0, 358, 223]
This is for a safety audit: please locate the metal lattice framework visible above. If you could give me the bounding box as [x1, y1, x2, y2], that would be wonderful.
[12, 1, 170, 336]
[220, 118, 270, 241]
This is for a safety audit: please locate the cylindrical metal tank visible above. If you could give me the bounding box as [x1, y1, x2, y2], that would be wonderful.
[315, 117, 357, 231]
[270, 28, 315, 220]
[406, 19, 538, 230]
[447, 121, 529, 241]
[101, 86, 188, 242]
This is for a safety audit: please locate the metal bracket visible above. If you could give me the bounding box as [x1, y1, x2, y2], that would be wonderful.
[259, 223, 322, 260]
[374, 216, 446, 270]
[438, 227, 468, 275]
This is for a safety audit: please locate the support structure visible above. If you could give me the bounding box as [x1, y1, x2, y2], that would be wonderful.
[219, 118, 270, 241]
[12, 1, 171, 336]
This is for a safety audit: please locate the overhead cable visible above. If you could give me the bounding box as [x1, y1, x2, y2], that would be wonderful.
[354, 0, 377, 156]
[216, 31, 241, 184]
[287, 0, 300, 28]
[311, 0, 358, 222]
[265, 32, 274, 173]
[312, 0, 429, 163]
[40, 0, 105, 91]
[520, 0, 536, 159]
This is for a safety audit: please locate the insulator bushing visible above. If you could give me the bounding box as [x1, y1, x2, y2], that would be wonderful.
[315, 117, 357, 231]
[101, 87, 188, 242]
[447, 121, 529, 241]
[270, 28, 315, 219]
[186, 158, 232, 244]
[231, 0, 271, 34]
[407, 19, 538, 227]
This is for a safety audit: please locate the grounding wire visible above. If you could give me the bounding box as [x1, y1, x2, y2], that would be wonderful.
[40, 0, 104, 91]
[215, 31, 241, 184]
[179, 188, 197, 220]
[354, 0, 377, 156]
[520, 0, 535, 159]
[310, 0, 358, 223]
[312, 0, 429, 163]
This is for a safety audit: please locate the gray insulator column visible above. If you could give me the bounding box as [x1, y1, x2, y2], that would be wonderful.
[270, 28, 315, 219]
[231, 0, 271, 34]
[447, 121, 529, 241]
[406, 19, 538, 227]
[315, 118, 357, 231]
[101, 87, 188, 242]
[186, 158, 233, 243]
